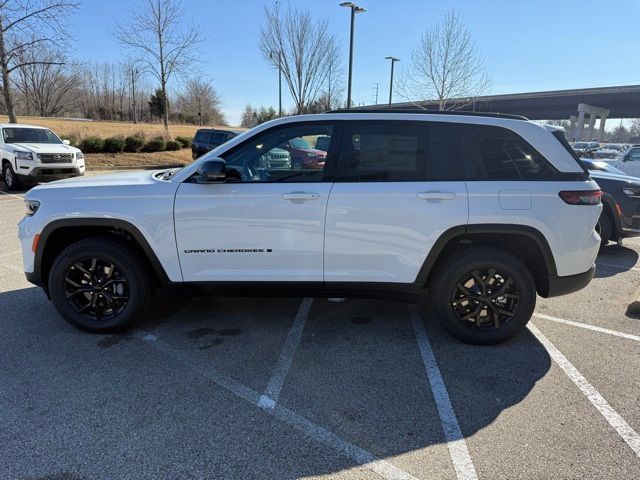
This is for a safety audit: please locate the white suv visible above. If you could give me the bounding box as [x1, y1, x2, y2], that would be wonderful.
[18, 111, 602, 344]
[1, 124, 85, 190]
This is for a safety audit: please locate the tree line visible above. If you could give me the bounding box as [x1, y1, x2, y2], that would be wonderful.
[0, 1, 494, 129]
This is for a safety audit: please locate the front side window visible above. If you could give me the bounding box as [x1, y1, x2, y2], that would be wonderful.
[338, 123, 426, 182]
[3, 128, 61, 144]
[210, 132, 228, 144]
[221, 123, 335, 183]
[194, 131, 210, 142]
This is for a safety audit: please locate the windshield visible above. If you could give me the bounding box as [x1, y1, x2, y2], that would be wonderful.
[2, 127, 62, 144]
[289, 137, 312, 149]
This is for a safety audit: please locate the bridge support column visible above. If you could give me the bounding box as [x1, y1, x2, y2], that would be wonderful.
[576, 110, 586, 141]
[575, 103, 610, 142]
[569, 115, 578, 141]
[598, 114, 608, 141]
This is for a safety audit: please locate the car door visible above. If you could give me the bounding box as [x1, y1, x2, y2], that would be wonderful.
[324, 121, 469, 284]
[174, 121, 339, 282]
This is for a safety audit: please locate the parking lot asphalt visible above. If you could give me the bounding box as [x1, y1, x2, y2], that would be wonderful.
[1, 184, 639, 480]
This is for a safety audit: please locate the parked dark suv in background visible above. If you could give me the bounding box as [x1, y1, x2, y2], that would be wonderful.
[191, 128, 243, 159]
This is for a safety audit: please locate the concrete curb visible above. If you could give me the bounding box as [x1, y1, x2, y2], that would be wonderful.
[86, 164, 184, 171]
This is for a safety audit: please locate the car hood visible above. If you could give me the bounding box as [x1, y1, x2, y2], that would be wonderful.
[590, 170, 640, 184]
[28, 170, 165, 192]
[6, 142, 78, 153]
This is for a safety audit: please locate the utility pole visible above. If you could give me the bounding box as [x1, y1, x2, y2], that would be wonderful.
[340, 2, 366, 109]
[197, 96, 202, 126]
[374, 83, 379, 105]
[131, 68, 137, 124]
[385, 56, 400, 108]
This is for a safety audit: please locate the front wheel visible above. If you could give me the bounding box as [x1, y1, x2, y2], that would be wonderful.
[428, 248, 536, 345]
[48, 237, 153, 333]
[2, 162, 22, 191]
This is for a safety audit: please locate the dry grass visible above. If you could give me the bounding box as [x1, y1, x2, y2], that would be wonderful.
[85, 149, 192, 168]
[0, 115, 242, 167]
[0, 115, 239, 140]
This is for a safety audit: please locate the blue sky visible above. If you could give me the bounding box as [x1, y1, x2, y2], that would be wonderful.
[74, 0, 640, 126]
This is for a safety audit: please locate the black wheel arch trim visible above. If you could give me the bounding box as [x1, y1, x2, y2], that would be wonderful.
[30, 218, 171, 290]
[415, 223, 558, 286]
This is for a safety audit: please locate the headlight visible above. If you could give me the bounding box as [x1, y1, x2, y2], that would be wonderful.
[76, 151, 84, 160]
[622, 187, 640, 197]
[15, 151, 33, 160]
[24, 199, 40, 216]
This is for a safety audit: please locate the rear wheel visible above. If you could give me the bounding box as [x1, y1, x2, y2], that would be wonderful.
[428, 248, 536, 345]
[2, 162, 22, 191]
[48, 237, 153, 333]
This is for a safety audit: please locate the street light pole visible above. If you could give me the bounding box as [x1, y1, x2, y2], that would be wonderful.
[270, 50, 283, 117]
[340, 2, 365, 109]
[385, 56, 400, 108]
[131, 68, 137, 124]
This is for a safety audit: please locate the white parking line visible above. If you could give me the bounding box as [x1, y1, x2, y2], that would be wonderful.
[408, 306, 478, 480]
[139, 331, 417, 480]
[258, 297, 313, 409]
[528, 323, 640, 458]
[597, 261, 640, 273]
[534, 313, 640, 342]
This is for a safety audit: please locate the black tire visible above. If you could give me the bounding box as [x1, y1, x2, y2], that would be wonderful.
[428, 247, 536, 345]
[48, 237, 153, 333]
[2, 162, 22, 191]
[596, 211, 613, 248]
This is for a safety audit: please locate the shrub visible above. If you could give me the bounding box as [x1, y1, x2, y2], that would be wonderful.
[79, 136, 104, 153]
[103, 135, 126, 153]
[63, 132, 81, 147]
[142, 136, 166, 152]
[124, 135, 145, 153]
[175, 135, 192, 148]
[166, 140, 181, 151]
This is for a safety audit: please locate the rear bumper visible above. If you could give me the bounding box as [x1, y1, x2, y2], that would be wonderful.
[543, 264, 595, 298]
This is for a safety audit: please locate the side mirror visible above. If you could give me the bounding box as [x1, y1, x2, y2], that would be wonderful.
[62, 139, 70, 145]
[195, 158, 226, 183]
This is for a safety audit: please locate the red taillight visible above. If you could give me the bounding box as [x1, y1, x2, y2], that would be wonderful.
[558, 190, 602, 205]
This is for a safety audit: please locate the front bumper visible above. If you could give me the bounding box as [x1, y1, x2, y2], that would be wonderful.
[17, 165, 84, 183]
[543, 264, 596, 298]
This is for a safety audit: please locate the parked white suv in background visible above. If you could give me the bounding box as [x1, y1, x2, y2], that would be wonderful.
[1, 124, 85, 190]
[18, 111, 602, 344]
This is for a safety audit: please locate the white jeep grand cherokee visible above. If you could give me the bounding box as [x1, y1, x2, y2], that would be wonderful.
[1, 124, 85, 190]
[18, 111, 602, 344]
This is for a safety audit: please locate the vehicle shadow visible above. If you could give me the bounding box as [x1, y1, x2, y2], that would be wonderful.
[0, 287, 552, 479]
[595, 244, 639, 278]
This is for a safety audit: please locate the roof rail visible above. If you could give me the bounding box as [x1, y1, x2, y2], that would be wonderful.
[326, 108, 528, 121]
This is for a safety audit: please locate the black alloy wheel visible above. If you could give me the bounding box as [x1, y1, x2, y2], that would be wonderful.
[64, 257, 130, 321]
[451, 268, 519, 330]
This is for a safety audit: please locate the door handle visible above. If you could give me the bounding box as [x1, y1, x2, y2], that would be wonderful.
[417, 191, 456, 200]
[282, 192, 320, 201]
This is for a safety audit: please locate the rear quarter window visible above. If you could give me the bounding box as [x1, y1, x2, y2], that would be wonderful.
[194, 131, 210, 142]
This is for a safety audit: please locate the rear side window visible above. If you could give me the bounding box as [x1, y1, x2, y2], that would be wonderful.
[194, 131, 210, 142]
[338, 122, 426, 182]
[453, 124, 557, 180]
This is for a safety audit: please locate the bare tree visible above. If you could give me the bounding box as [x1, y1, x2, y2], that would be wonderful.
[173, 77, 225, 125]
[630, 119, 640, 139]
[0, 0, 79, 122]
[115, 0, 205, 130]
[13, 48, 79, 117]
[260, 3, 341, 114]
[399, 9, 489, 110]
